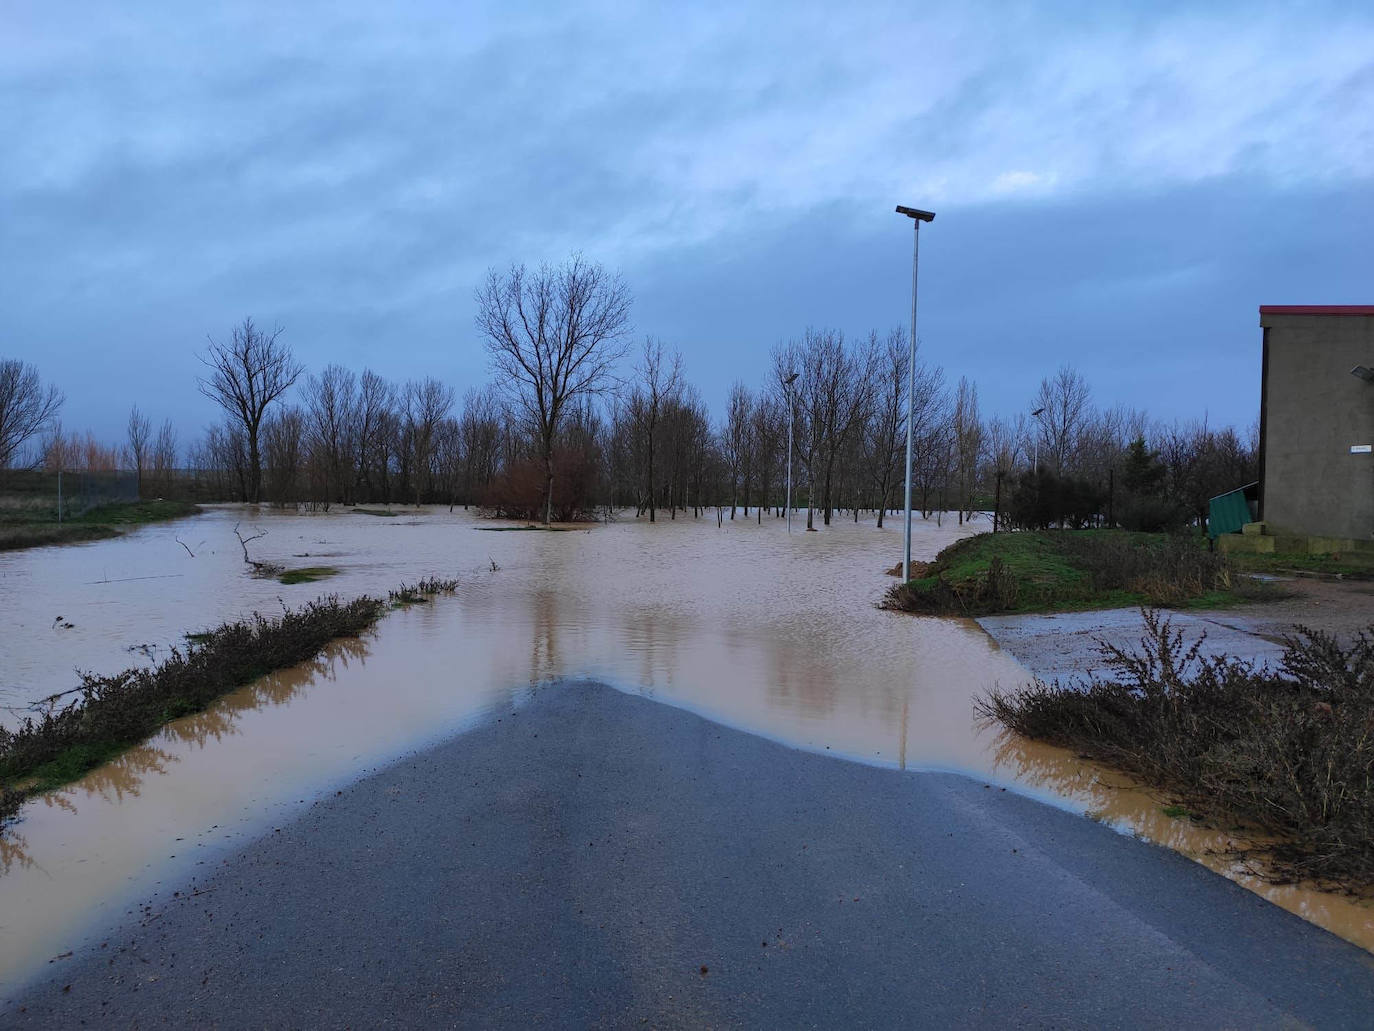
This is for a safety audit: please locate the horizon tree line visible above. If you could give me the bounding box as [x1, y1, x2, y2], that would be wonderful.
[1, 256, 1258, 529]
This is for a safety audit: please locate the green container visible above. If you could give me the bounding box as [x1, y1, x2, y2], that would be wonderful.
[1208, 483, 1258, 539]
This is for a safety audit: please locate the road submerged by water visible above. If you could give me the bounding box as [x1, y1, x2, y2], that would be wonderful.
[5, 683, 1372, 1028]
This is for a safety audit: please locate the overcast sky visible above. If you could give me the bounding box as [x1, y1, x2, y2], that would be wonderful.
[3, 0, 1371, 445]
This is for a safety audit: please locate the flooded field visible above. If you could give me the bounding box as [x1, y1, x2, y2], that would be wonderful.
[1, 505, 1371, 987]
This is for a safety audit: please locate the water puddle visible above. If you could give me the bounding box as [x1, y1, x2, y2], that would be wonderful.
[1, 506, 1371, 988]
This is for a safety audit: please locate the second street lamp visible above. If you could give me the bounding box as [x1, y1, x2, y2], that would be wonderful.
[896, 205, 935, 582]
[1031, 406, 1046, 473]
[784, 371, 799, 534]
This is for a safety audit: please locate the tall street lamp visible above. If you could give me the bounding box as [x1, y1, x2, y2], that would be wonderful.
[784, 371, 799, 534]
[1031, 406, 1046, 472]
[896, 204, 935, 581]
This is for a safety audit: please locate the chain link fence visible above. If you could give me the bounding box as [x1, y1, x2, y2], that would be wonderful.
[0, 469, 139, 521]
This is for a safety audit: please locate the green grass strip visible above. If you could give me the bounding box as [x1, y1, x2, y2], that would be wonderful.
[883, 529, 1285, 617]
[0, 578, 457, 828]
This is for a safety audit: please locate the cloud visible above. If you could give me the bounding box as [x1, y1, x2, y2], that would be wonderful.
[0, 0, 1371, 441]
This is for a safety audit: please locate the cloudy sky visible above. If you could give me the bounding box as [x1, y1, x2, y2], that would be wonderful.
[4, 0, 1372, 445]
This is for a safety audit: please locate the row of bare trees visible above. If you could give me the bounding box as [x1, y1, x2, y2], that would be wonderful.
[3, 256, 1257, 526]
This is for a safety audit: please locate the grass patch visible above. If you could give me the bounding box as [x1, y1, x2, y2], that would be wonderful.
[0, 577, 459, 829]
[278, 565, 340, 585]
[1227, 550, 1374, 580]
[353, 507, 398, 517]
[0, 524, 118, 552]
[475, 525, 569, 532]
[0, 499, 201, 553]
[977, 610, 1374, 890]
[68, 499, 201, 526]
[883, 529, 1283, 616]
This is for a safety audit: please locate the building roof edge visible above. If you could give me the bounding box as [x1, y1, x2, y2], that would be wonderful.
[1259, 305, 1374, 316]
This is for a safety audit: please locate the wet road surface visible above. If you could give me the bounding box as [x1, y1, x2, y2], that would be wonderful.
[5, 683, 1372, 1028]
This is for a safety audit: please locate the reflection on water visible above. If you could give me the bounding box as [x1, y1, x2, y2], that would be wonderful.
[0, 505, 1371, 989]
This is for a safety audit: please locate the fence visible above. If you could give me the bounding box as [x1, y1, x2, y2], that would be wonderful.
[0, 469, 139, 521]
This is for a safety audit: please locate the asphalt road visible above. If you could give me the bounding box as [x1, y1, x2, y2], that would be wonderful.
[5, 682, 1373, 1028]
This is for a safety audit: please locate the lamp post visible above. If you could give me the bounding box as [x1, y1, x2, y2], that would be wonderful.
[896, 205, 935, 581]
[1031, 406, 1046, 472]
[784, 371, 799, 533]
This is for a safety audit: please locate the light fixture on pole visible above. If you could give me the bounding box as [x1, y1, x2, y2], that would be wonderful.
[896, 204, 935, 581]
[784, 371, 799, 534]
[1031, 406, 1046, 472]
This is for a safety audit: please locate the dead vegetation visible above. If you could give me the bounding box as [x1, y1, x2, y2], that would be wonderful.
[388, 577, 459, 606]
[976, 609, 1374, 890]
[0, 577, 460, 830]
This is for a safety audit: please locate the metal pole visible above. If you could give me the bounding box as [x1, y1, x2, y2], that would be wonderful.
[786, 385, 795, 534]
[57, 469, 63, 525]
[902, 220, 921, 580]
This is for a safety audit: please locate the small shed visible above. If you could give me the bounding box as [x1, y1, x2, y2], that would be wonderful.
[1208, 482, 1259, 539]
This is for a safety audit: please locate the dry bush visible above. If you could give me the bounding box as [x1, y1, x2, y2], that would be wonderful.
[0, 596, 386, 789]
[977, 610, 1374, 888]
[479, 443, 602, 522]
[1061, 533, 1229, 602]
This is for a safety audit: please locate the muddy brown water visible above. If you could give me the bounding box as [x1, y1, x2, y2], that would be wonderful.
[0, 505, 1370, 988]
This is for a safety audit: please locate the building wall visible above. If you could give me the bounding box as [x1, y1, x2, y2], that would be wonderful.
[1261, 310, 1374, 540]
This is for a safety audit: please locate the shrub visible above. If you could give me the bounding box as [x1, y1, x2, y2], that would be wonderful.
[977, 610, 1374, 888]
[479, 442, 602, 522]
[1005, 469, 1104, 530]
[0, 577, 460, 831]
[1116, 495, 1190, 533]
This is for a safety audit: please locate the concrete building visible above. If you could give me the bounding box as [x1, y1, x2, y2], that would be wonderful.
[1258, 305, 1374, 542]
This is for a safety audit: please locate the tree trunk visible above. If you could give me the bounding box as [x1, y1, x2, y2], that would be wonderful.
[248, 430, 262, 504]
[543, 447, 554, 525]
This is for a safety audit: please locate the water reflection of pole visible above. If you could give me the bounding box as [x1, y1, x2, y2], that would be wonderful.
[899, 696, 909, 771]
[896, 205, 934, 581]
[784, 371, 799, 534]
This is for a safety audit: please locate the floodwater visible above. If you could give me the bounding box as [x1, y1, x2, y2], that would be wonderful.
[0, 505, 1371, 990]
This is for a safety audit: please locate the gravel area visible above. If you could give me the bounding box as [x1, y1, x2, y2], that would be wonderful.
[979, 577, 1374, 685]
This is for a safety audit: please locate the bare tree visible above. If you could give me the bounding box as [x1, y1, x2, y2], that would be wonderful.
[151, 419, 178, 495]
[722, 382, 754, 518]
[403, 376, 455, 504]
[262, 406, 306, 506]
[983, 414, 1023, 478]
[126, 405, 151, 494]
[304, 365, 358, 505]
[1033, 365, 1091, 474]
[951, 376, 983, 523]
[862, 329, 908, 528]
[750, 396, 784, 522]
[909, 367, 951, 518]
[197, 318, 303, 503]
[476, 255, 631, 524]
[459, 386, 504, 505]
[0, 359, 64, 469]
[628, 338, 682, 521]
[354, 369, 395, 502]
[781, 329, 874, 527]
